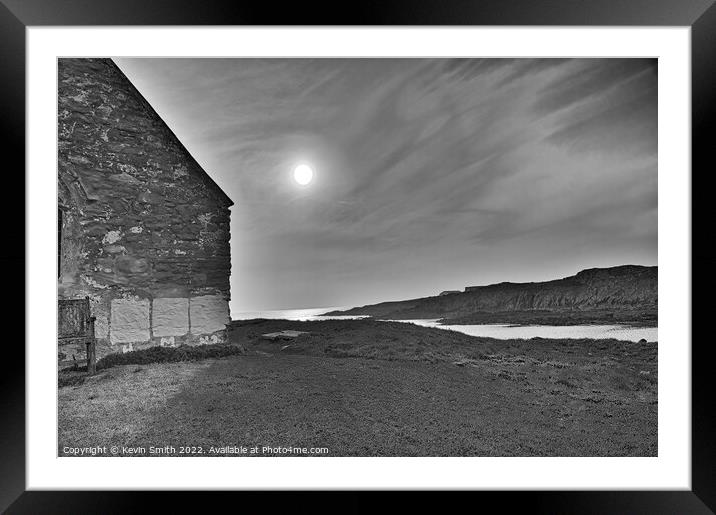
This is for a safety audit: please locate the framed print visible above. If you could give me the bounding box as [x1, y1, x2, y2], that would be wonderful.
[4, 0, 714, 511]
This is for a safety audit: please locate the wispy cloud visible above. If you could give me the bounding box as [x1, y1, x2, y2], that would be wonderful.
[116, 58, 657, 311]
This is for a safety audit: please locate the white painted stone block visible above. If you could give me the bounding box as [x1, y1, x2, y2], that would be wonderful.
[152, 297, 189, 337]
[189, 295, 229, 335]
[90, 301, 110, 339]
[94, 313, 110, 339]
[110, 298, 150, 344]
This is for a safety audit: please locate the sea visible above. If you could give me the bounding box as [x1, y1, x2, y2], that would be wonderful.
[232, 307, 657, 343]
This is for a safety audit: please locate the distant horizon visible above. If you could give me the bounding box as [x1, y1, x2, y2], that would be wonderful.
[115, 58, 657, 315]
[231, 261, 657, 313]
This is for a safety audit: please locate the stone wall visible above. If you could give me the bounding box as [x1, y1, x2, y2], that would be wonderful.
[58, 58, 233, 359]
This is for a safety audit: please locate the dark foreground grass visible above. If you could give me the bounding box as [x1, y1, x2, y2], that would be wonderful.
[58, 318, 657, 457]
[233, 318, 496, 362]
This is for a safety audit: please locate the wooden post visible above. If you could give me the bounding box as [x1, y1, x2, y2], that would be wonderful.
[86, 316, 97, 375]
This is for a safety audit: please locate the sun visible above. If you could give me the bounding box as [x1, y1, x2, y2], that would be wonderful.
[293, 164, 314, 186]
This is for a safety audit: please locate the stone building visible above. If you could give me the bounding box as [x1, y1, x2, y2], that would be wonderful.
[58, 58, 233, 360]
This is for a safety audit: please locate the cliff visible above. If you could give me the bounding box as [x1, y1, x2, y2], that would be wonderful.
[325, 265, 657, 324]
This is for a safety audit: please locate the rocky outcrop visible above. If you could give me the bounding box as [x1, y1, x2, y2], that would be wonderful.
[326, 265, 657, 321]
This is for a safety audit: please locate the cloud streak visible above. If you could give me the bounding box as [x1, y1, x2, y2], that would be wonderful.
[115, 58, 657, 311]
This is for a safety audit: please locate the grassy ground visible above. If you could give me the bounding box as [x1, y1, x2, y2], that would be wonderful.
[58, 343, 246, 387]
[58, 319, 657, 457]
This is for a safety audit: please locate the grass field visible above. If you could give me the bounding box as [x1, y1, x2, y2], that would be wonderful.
[58, 319, 657, 457]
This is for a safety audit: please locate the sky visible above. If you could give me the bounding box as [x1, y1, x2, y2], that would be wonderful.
[115, 58, 657, 313]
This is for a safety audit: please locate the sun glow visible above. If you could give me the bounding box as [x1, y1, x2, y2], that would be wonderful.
[293, 164, 314, 186]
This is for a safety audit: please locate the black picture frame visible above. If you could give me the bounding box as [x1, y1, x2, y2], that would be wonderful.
[3, 0, 713, 512]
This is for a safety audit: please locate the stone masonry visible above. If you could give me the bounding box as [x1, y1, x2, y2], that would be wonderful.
[58, 58, 233, 360]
